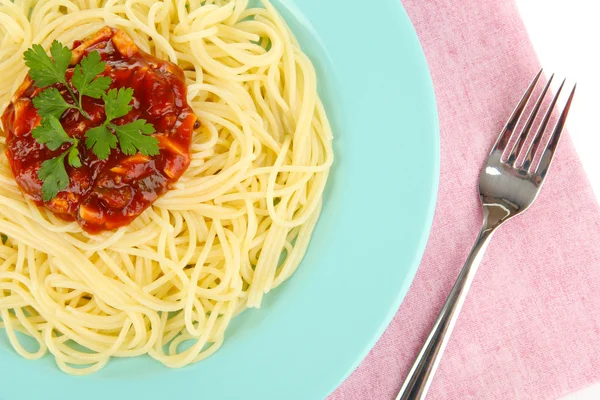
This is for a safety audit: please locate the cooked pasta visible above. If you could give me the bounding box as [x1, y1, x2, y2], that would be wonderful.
[0, 0, 333, 375]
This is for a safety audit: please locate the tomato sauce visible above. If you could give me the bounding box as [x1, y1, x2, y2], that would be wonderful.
[1, 28, 198, 233]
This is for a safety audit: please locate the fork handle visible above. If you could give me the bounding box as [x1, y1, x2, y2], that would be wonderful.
[396, 223, 497, 400]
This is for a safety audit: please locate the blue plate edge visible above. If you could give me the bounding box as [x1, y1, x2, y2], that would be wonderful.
[323, 2, 441, 395]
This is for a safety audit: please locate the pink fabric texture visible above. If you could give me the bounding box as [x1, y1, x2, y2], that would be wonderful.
[329, 1, 600, 399]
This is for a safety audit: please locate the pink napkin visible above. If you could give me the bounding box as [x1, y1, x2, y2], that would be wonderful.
[329, 0, 600, 399]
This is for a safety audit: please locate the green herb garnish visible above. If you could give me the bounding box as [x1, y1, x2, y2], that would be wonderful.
[31, 88, 73, 120]
[31, 115, 73, 151]
[23, 40, 160, 201]
[85, 88, 158, 160]
[38, 150, 73, 202]
[31, 115, 81, 201]
[71, 50, 112, 102]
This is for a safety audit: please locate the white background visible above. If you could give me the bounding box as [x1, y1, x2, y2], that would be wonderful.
[514, 1, 599, 399]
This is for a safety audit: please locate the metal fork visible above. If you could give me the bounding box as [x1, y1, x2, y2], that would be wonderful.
[396, 70, 576, 400]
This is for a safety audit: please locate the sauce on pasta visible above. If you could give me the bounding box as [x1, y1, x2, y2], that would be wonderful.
[1, 28, 197, 233]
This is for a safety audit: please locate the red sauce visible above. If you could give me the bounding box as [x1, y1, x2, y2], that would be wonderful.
[1, 28, 198, 233]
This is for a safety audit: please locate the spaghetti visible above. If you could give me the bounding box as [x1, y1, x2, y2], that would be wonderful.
[0, 0, 333, 375]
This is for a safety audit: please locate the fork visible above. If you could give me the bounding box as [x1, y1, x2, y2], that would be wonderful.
[396, 70, 576, 400]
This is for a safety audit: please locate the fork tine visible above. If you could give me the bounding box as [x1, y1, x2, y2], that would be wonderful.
[506, 74, 554, 166]
[535, 84, 576, 178]
[522, 79, 566, 171]
[491, 69, 543, 154]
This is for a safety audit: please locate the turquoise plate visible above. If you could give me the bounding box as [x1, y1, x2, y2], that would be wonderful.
[0, 0, 439, 399]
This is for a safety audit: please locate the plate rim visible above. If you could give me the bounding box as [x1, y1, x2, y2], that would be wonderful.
[324, 3, 439, 393]
[0, 1, 440, 399]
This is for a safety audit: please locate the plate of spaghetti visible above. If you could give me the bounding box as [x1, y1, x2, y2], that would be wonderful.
[0, 0, 438, 399]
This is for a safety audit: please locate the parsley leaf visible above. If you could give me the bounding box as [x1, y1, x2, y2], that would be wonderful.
[32, 118, 81, 201]
[31, 115, 73, 151]
[32, 88, 73, 119]
[103, 88, 134, 122]
[24, 41, 71, 88]
[50, 41, 72, 77]
[72, 51, 111, 100]
[85, 125, 118, 160]
[67, 142, 82, 168]
[85, 88, 159, 158]
[38, 152, 70, 202]
[111, 120, 158, 156]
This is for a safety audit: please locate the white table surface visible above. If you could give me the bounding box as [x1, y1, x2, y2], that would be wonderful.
[514, 1, 599, 399]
